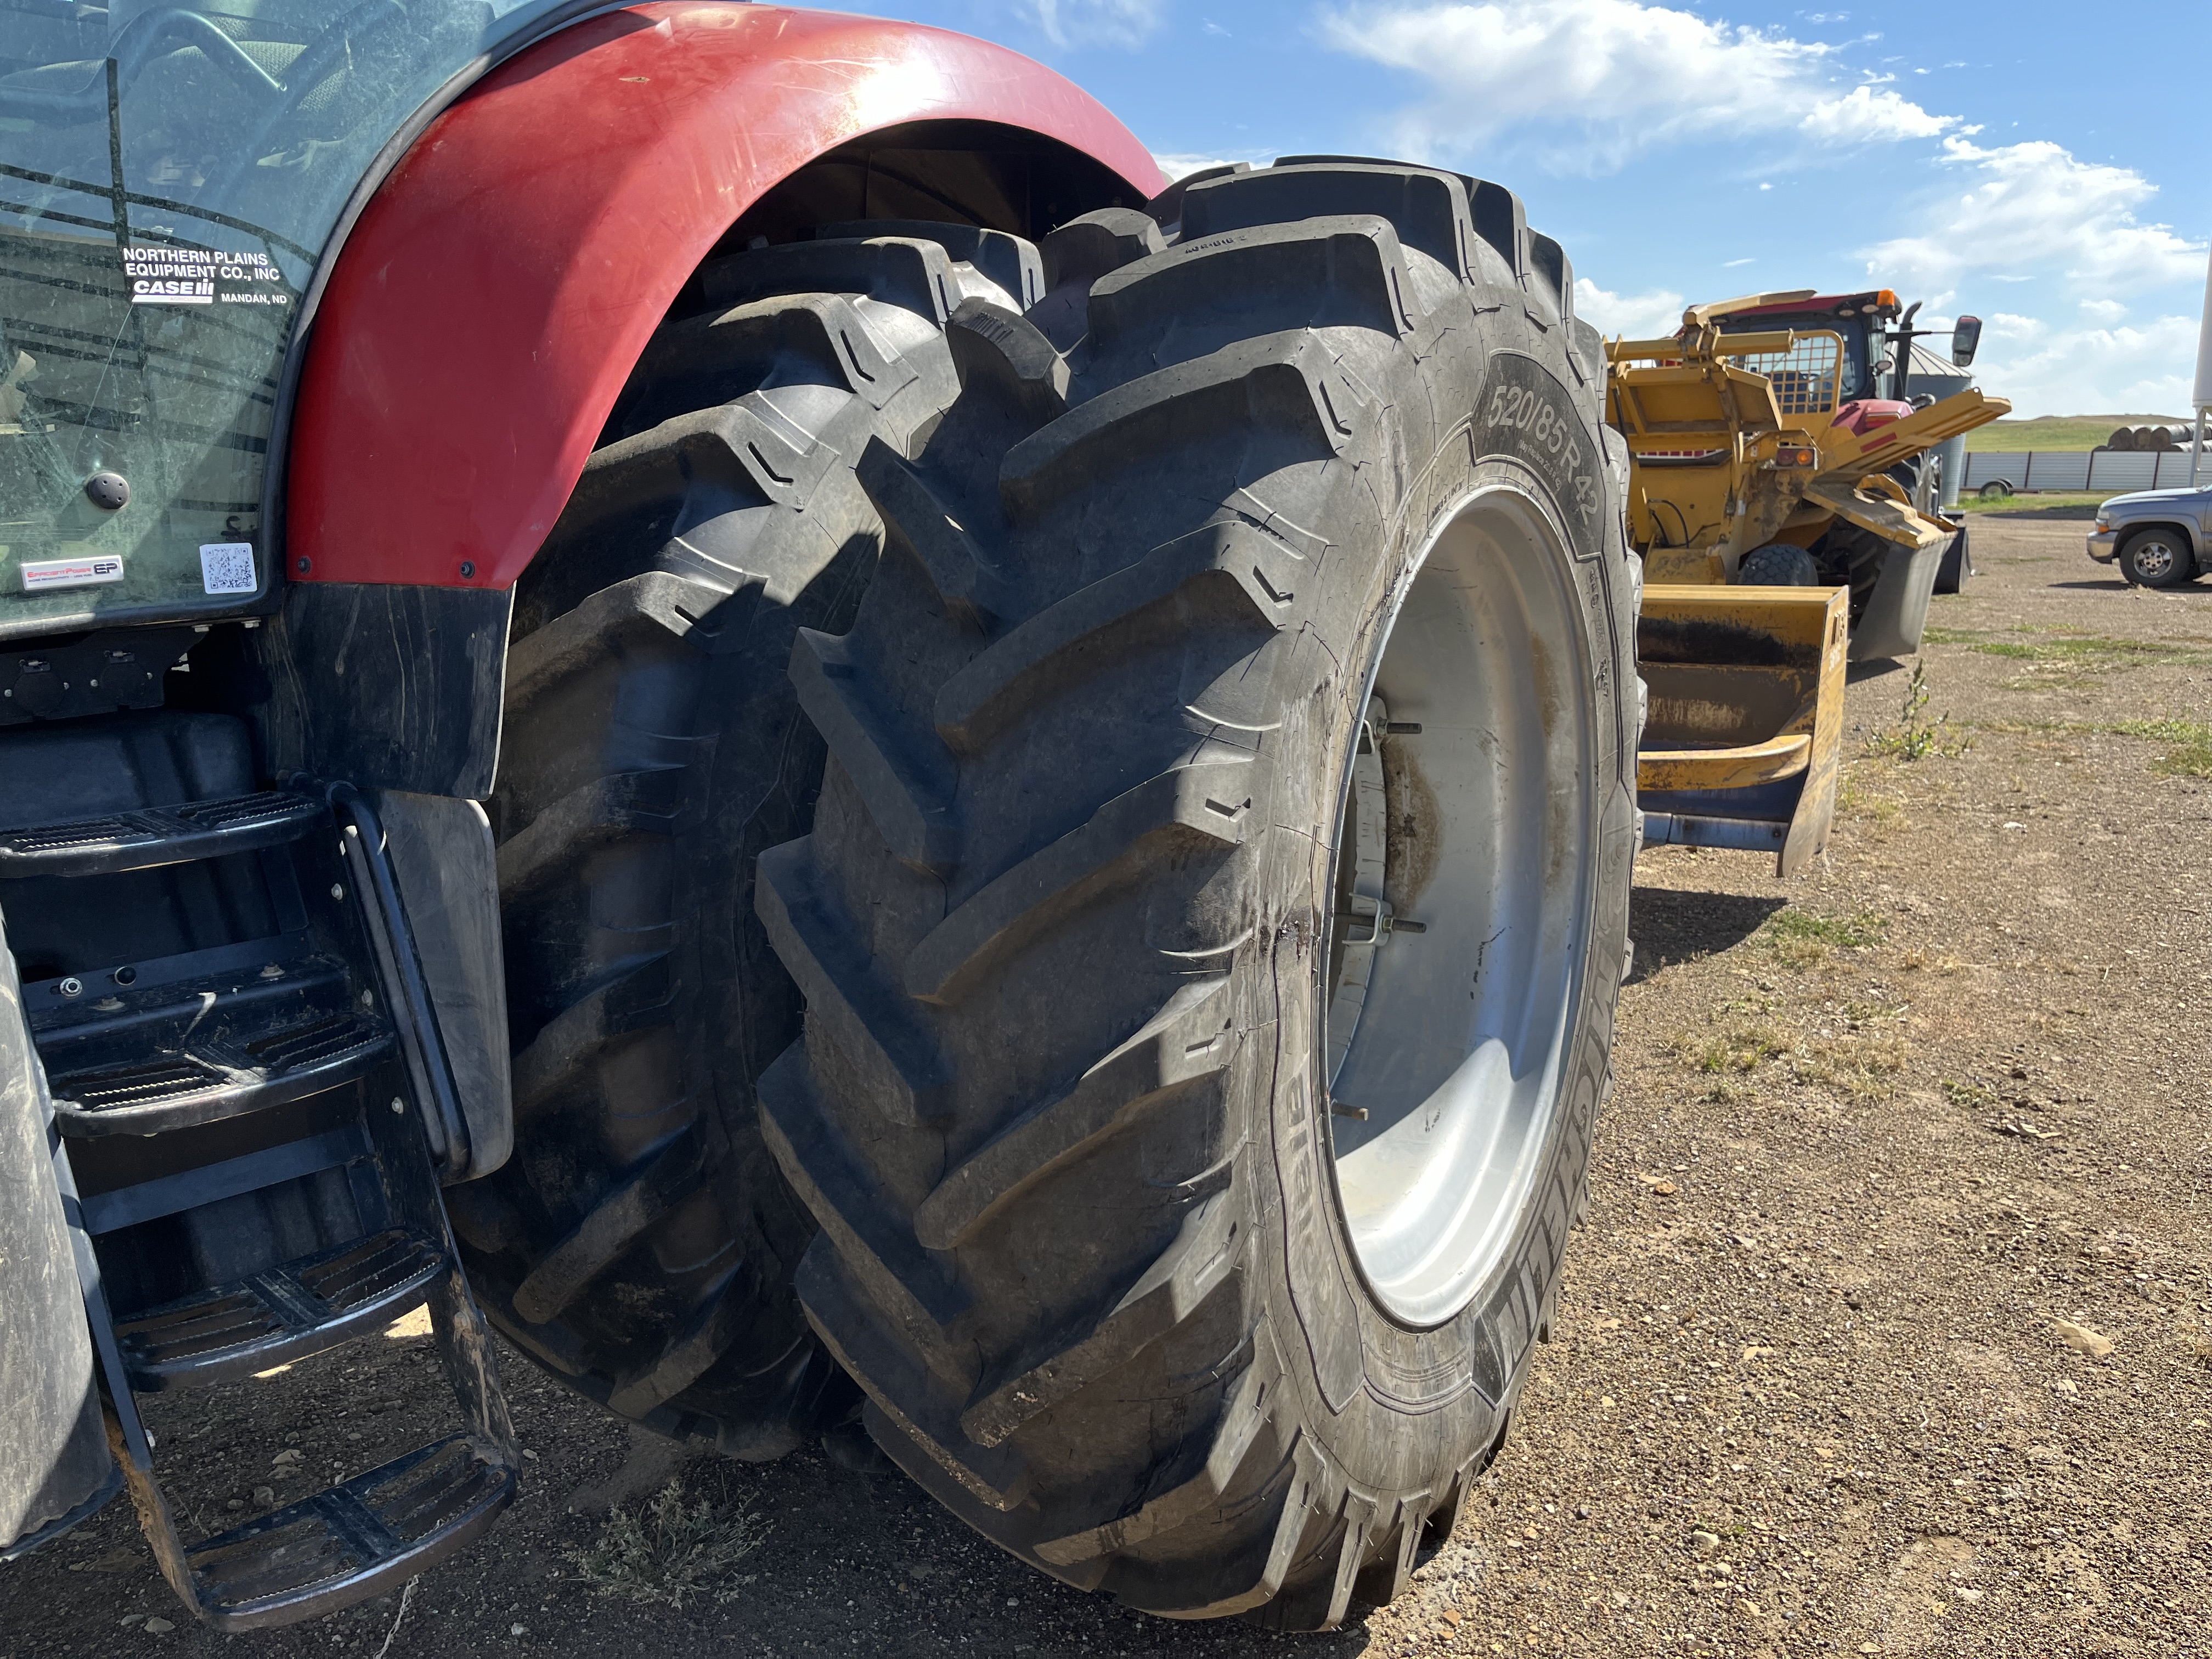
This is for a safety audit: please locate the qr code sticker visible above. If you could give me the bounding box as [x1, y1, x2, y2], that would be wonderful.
[199, 543, 256, 595]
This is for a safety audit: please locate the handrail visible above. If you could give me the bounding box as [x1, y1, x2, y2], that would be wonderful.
[1609, 328, 1804, 363]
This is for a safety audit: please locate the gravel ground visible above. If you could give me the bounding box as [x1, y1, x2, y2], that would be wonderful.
[4, 514, 2206, 1658]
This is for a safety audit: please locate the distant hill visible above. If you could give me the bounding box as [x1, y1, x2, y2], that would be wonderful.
[1966, 415, 2195, 453]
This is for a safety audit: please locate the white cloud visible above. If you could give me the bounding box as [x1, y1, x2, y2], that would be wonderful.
[1970, 312, 2199, 419]
[1797, 83, 1954, 143]
[1026, 0, 1166, 48]
[1863, 137, 2205, 296]
[1573, 276, 1685, 338]
[1202, 17, 1228, 33]
[1723, 257, 1757, 268]
[1314, 0, 1956, 170]
[1150, 152, 1242, 182]
[2079, 297, 2127, 323]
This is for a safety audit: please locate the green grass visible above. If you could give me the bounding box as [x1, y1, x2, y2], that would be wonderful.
[1921, 626, 2210, 670]
[1767, 909, 1887, 951]
[1950, 490, 2105, 519]
[1691, 1022, 1787, 1075]
[1761, 907, 1887, 969]
[1835, 769, 1909, 833]
[1966, 416, 2193, 453]
[1967, 715, 2212, 778]
[2106, 719, 2212, 778]
[1928, 631, 2032, 654]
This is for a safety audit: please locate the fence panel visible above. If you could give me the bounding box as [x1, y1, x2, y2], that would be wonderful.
[2152, 450, 2205, 488]
[1965, 449, 2208, 492]
[2030, 454, 2090, 490]
[2088, 453, 2162, 490]
[1963, 452, 2028, 488]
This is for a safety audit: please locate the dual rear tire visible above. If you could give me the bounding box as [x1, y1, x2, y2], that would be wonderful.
[754, 162, 1638, 1625]
[466, 163, 1638, 1627]
[453, 225, 1040, 1454]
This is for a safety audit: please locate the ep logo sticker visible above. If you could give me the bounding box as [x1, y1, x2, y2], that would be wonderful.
[1478, 353, 1603, 539]
[21, 554, 124, 591]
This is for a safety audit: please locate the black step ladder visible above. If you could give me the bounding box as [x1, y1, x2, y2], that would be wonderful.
[12, 783, 518, 1630]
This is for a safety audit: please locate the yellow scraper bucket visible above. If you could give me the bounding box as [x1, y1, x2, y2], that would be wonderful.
[1636, 584, 1848, 877]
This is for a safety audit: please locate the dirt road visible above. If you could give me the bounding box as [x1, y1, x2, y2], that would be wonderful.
[7, 514, 2207, 1658]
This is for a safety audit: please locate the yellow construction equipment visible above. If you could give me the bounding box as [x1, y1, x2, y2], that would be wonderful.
[1634, 584, 1847, 877]
[1610, 289, 2008, 872]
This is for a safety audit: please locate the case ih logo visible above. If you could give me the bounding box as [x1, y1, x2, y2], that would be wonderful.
[132, 277, 216, 304]
[20, 554, 125, 591]
[121, 246, 282, 306]
[124, 246, 219, 303]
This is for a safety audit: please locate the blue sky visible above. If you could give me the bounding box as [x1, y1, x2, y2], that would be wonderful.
[808, 0, 2209, 417]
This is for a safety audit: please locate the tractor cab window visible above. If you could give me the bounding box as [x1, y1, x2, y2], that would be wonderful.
[1715, 310, 1880, 406]
[0, 0, 575, 640]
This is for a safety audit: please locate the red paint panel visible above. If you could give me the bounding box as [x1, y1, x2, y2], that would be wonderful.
[1733, 291, 1895, 319]
[1830, 399, 1914, 435]
[287, 4, 1163, 589]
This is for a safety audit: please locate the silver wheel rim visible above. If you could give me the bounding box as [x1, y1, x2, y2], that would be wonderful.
[1322, 487, 1596, 1329]
[2133, 539, 2176, 580]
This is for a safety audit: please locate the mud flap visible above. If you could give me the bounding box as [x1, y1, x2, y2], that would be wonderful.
[1850, 535, 1946, 660]
[1634, 584, 1848, 877]
[1799, 474, 1946, 661]
[374, 791, 512, 1181]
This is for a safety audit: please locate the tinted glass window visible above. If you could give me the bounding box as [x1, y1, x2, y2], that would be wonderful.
[0, 0, 572, 639]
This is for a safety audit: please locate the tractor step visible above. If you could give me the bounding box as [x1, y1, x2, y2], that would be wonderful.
[43, 960, 394, 1137]
[176, 1434, 515, 1632]
[0, 789, 324, 879]
[4, 706, 516, 1624]
[115, 1228, 446, 1390]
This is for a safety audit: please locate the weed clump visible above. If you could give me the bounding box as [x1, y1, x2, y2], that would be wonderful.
[1836, 769, 1909, 833]
[568, 1477, 766, 1610]
[1670, 1017, 1786, 1103]
[1762, 907, 1886, 968]
[1796, 1032, 1910, 1100]
[1942, 1079, 2001, 1110]
[1864, 662, 1972, 761]
[1672, 1002, 1909, 1104]
[1690, 1021, 1788, 1076]
[1899, 948, 1967, 975]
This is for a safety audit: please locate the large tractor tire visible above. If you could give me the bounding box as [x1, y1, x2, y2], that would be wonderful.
[1932, 523, 1972, 595]
[757, 162, 1640, 1624]
[1813, 520, 1890, 625]
[449, 227, 1042, 1457]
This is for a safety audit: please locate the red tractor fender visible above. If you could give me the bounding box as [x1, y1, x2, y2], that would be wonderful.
[286, 3, 1163, 590]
